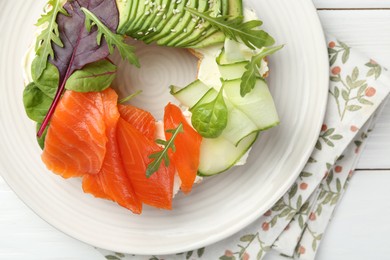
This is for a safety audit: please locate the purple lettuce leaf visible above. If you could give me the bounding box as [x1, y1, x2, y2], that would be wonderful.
[38, 0, 119, 136]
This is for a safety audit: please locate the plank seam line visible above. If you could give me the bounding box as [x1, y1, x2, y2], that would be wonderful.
[317, 8, 390, 11]
[355, 168, 390, 171]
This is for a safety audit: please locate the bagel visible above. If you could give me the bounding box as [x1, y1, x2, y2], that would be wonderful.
[22, 0, 280, 211]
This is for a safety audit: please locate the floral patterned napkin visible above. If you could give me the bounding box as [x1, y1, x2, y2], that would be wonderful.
[98, 34, 390, 260]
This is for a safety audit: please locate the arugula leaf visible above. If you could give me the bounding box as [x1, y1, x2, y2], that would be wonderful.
[34, 0, 68, 79]
[31, 57, 59, 99]
[146, 123, 184, 178]
[191, 88, 228, 138]
[38, 0, 120, 137]
[81, 7, 140, 67]
[23, 82, 53, 123]
[119, 90, 143, 104]
[241, 45, 284, 97]
[185, 8, 275, 50]
[65, 60, 117, 92]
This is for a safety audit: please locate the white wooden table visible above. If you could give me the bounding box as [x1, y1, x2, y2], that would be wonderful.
[1, 1, 390, 259]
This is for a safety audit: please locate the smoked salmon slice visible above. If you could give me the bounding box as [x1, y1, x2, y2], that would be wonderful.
[164, 103, 202, 193]
[82, 174, 111, 200]
[41, 91, 107, 178]
[82, 89, 142, 214]
[118, 104, 156, 141]
[117, 118, 175, 210]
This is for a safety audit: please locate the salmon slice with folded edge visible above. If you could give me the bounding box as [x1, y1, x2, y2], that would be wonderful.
[82, 88, 142, 214]
[118, 104, 156, 141]
[41, 91, 107, 178]
[117, 118, 175, 210]
[164, 103, 202, 193]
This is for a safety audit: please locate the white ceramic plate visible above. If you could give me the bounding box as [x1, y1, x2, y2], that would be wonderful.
[0, 0, 328, 255]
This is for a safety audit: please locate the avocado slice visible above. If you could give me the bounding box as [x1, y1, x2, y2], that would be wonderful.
[124, 0, 148, 34]
[228, 0, 243, 20]
[182, 27, 218, 47]
[143, 0, 187, 43]
[212, 0, 223, 18]
[118, 0, 242, 48]
[134, 0, 172, 39]
[175, 0, 221, 47]
[177, 0, 242, 47]
[188, 31, 225, 48]
[122, 0, 141, 34]
[221, 0, 229, 16]
[137, 0, 177, 42]
[116, 0, 132, 34]
[128, 0, 171, 41]
[175, 23, 212, 47]
[166, 0, 210, 47]
[128, 0, 164, 36]
[140, 0, 179, 43]
[182, 0, 224, 47]
[156, 0, 198, 46]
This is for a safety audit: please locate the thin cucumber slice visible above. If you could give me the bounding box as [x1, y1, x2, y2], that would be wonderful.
[222, 100, 259, 145]
[170, 78, 278, 175]
[189, 87, 218, 111]
[198, 132, 258, 176]
[169, 79, 210, 108]
[171, 77, 279, 145]
[217, 38, 248, 64]
[218, 61, 248, 80]
[223, 78, 280, 130]
[190, 87, 260, 146]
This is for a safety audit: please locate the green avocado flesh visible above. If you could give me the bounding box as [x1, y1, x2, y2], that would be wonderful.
[117, 0, 244, 48]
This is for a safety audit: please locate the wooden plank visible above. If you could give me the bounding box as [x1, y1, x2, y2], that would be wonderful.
[313, 0, 390, 9]
[0, 177, 105, 260]
[319, 11, 390, 67]
[3, 168, 390, 260]
[318, 10, 390, 169]
[317, 170, 390, 259]
[358, 101, 390, 168]
[266, 170, 390, 260]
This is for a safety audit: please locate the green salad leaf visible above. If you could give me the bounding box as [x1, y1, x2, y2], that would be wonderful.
[37, 0, 122, 137]
[81, 7, 140, 67]
[31, 57, 59, 99]
[146, 123, 184, 178]
[34, 0, 68, 79]
[23, 82, 53, 123]
[241, 45, 284, 97]
[191, 87, 228, 138]
[65, 60, 117, 92]
[185, 8, 275, 50]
